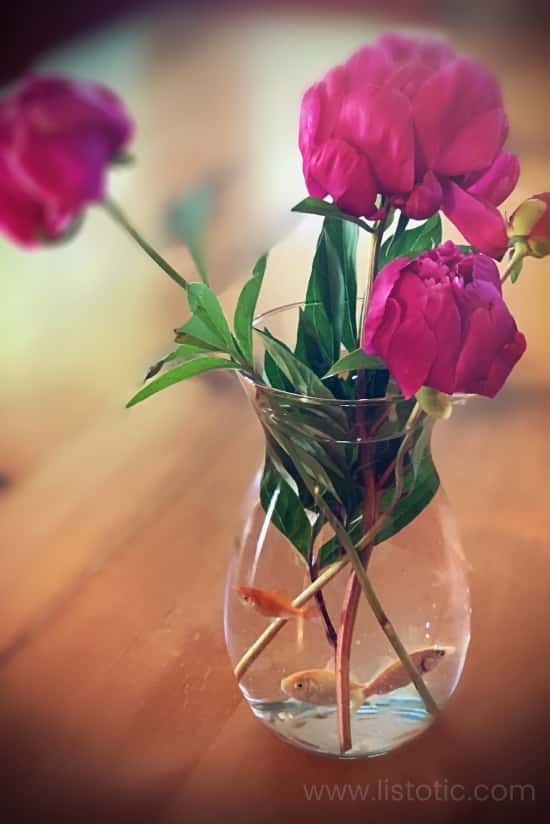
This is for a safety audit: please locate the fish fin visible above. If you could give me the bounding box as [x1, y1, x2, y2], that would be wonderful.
[302, 602, 321, 622]
[324, 657, 335, 672]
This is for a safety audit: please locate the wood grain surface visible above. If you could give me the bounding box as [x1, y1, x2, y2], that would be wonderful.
[1, 7, 549, 823]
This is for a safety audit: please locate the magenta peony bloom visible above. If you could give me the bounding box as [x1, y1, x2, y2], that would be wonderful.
[299, 34, 519, 258]
[363, 241, 526, 398]
[0, 75, 133, 246]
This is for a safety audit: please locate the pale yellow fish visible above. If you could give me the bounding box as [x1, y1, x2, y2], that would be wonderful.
[280, 647, 450, 712]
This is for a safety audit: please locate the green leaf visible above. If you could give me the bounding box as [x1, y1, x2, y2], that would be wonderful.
[379, 214, 442, 268]
[176, 283, 236, 356]
[170, 183, 213, 284]
[376, 450, 440, 543]
[256, 329, 335, 400]
[233, 253, 268, 364]
[316, 449, 440, 569]
[145, 343, 209, 380]
[127, 357, 240, 407]
[324, 349, 386, 378]
[260, 455, 312, 560]
[292, 197, 374, 233]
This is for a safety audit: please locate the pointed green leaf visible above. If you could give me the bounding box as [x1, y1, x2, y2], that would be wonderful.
[176, 283, 236, 356]
[260, 455, 312, 560]
[379, 214, 442, 269]
[292, 197, 374, 233]
[127, 357, 240, 407]
[233, 253, 268, 364]
[256, 329, 335, 399]
[145, 343, 209, 380]
[324, 349, 386, 378]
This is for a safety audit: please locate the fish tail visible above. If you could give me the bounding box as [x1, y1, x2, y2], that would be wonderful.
[301, 602, 321, 621]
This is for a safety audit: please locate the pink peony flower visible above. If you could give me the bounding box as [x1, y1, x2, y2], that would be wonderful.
[0, 75, 133, 246]
[363, 241, 526, 398]
[299, 34, 519, 258]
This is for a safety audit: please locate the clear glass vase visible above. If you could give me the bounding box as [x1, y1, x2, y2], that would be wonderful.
[224, 304, 471, 759]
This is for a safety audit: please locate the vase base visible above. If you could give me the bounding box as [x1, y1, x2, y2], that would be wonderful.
[248, 693, 433, 758]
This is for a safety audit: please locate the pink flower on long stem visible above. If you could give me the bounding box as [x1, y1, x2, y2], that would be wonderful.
[363, 241, 526, 398]
[299, 34, 519, 258]
[0, 75, 133, 246]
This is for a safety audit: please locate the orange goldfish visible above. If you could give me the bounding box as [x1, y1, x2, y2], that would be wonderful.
[280, 646, 450, 711]
[236, 586, 318, 620]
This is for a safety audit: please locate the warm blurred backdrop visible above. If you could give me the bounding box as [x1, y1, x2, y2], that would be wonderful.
[1, 3, 549, 823]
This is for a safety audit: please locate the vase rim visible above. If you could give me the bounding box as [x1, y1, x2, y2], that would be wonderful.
[250, 301, 472, 408]
[251, 300, 406, 407]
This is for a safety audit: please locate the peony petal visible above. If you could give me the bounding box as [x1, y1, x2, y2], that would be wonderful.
[11, 74, 133, 214]
[441, 179, 509, 259]
[338, 86, 415, 194]
[471, 253, 502, 292]
[385, 313, 437, 398]
[404, 170, 443, 219]
[413, 58, 505, 176]
[307, 139, 377, 217]
[0, 152, 45, 246]
[369, 296, 402, 361]
[422, 284, 463, 394]
[481, 332, 526, 397]
[344, 45, 390, 90]
[454, 284, 521, 396]
[299, 66, 347, 157]
[466, 151, 519, 206]
[362, 257, 410, 352]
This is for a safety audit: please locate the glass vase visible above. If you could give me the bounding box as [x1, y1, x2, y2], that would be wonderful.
[224, 304, 471, 759]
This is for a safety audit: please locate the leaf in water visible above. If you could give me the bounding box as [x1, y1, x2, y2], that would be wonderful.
[233, 253, 268, 364]
[378, 214, 442, 268]
[376, 450, 440, 543]
[260, 455, 312, 560]
[295, 307, 333, 379]
[316, 450, 440, 568]
[324, 348, 386, 378]
[292, 197, 374, 233]
[256, 329, 335, 399]
[127, 357, 240, 407]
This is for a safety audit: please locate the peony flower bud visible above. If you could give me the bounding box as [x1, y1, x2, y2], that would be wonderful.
[509, 193, 550, 258]
[363, 241, 526, 399]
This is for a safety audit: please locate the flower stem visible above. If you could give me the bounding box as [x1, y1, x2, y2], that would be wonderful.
[103, 198, 189, 291]
[358, 207, 387, 349]
[336, 470, 377, 752]
[309, 555, 337, 649]
[500, 241, 528, 285]
[234, 557, 348, 680]
[233, 413, 419, 682]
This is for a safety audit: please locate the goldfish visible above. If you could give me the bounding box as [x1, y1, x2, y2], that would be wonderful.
[236, 586, 318, 620]
[280, 646, 450, 711]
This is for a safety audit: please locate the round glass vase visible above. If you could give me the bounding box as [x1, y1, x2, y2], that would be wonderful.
[224, 304, 471, 759]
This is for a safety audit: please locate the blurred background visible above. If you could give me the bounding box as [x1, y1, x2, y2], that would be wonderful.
[1, 2, 549, 822]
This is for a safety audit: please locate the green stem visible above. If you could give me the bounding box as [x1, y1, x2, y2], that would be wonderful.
[500, 241, 528, 285]
[358, 207, 388, 349]
[233, 411, 420, 682]
[103, 198, 189, 291]
[312, 484, 439, 717]
[309, 403, 439, 717]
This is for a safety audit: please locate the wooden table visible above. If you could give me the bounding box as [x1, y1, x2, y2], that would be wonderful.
[1, 8, 549, 822]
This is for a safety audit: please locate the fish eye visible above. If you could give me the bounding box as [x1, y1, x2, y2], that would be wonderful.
[296, 681, 304, 689]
